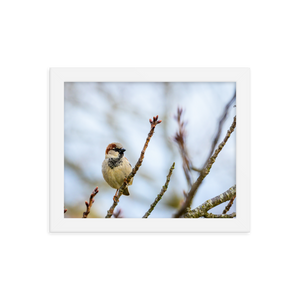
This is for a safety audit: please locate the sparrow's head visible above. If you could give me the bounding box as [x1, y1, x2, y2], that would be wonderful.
[105, 142, 126, 159]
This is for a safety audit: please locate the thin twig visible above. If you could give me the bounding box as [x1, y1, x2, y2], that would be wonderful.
[204, 91, 236, 168]
[191, 166, 201, 172]
[222, 195, 236, 214]
[143, 162, 175, 218]
[82, 187, 99, 218]
[105, 115, 162, 218]
[173, 115, 236, 218]
[183, 185, 236, 218]
[203, 115, 236, 178]
[113, 208, 123, 218]
[173, 108, 192, 188]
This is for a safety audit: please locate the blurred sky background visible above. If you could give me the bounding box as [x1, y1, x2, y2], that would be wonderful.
[64, 82, 236, 218]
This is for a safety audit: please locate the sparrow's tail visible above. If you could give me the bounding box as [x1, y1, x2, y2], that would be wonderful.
[123, 186, 130, 196]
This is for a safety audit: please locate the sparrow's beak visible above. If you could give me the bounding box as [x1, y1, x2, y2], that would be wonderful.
[120, 148, 126, 154]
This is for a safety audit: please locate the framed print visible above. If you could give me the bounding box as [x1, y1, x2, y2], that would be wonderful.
[49, 67, 250, 233]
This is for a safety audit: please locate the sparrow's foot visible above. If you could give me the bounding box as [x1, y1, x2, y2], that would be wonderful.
[113, 190, 119, 203]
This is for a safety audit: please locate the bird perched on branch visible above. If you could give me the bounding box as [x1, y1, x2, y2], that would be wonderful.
[102, 142, 133, 196]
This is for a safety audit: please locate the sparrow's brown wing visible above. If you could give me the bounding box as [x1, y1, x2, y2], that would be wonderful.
[124, 156, 132, 168]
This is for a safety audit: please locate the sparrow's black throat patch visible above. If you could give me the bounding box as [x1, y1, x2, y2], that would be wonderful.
[108, 153, 124, 169]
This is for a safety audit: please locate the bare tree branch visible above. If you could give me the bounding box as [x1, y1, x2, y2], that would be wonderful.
[204, 91, 236, 167]
[204, 212, 236, 218]
[203, 115, 236, 178]
[105, 192, 120, 219]
[82, 187, 99, 218]
[173, 115, 236, 218]
[183, 185, 236, 218]
[173, 91, 236, 218]
[143, 162, 175, 218]
[105, 115, 162, 218]
[173, 108, 192, 188]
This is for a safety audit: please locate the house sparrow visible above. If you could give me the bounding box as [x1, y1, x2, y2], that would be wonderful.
[102, 142, 133, 196]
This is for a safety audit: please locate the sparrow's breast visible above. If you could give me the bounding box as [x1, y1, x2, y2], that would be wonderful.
[102, 158, 132, 189]
[108, 157, 123, 169]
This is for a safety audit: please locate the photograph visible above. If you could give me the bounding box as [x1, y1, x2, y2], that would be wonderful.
[64, 82, 236, 218]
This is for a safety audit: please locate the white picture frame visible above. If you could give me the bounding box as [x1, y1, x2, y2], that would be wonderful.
[48, 65, 253, 234]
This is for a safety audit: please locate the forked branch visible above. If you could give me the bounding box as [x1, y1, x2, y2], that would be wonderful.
[183, 185, 236, 218]
[83, 187, 99, 218]
[174, 115, 236, 218]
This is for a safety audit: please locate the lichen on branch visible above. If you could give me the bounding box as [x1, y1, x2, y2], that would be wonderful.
[184, 185, 236, 218]
[173, 114, 236, 218]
